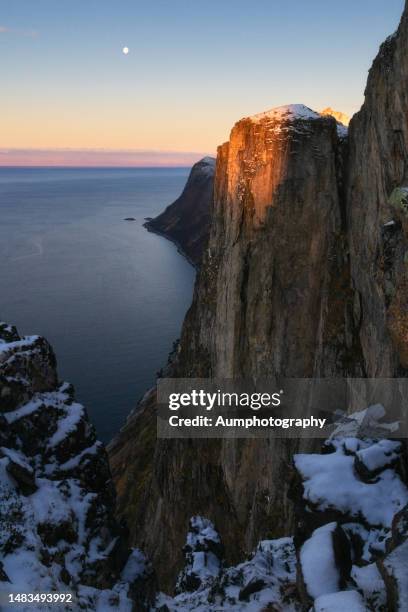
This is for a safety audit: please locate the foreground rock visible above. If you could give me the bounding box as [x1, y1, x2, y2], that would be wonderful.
[0, 322, 154, 610]
[144, 156, 215, 267]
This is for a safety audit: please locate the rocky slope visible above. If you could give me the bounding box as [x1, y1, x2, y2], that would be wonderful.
[0, 323, 154, 611]
[144, 157, 215, 267]
[153, 410, 408, 611]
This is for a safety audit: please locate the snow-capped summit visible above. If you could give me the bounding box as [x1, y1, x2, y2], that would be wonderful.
[249, 103, 321, 123]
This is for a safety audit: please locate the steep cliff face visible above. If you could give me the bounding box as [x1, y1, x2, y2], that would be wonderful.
[347, 3, 408, 376]
[177, 105, 356, 380]
[0, 323, 154, 610]
[110, 3, 408, 599]
[110, 104, 362, 591]
[144, 157, 215, 267]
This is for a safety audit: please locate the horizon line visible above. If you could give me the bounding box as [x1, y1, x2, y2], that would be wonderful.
[0, 148, 214, 168]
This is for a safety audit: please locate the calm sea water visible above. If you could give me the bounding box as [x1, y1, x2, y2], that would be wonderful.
[0, 167, 195, 442]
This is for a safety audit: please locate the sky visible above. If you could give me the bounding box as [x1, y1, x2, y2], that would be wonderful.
[0, 0, 405, 165]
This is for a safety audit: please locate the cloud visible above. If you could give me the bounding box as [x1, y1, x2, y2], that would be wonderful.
[0, 148, 212, 167]
[0, 25, 38, 38]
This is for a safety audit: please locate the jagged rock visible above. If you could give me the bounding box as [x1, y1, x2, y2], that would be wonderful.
[155, 535, 299, 610]
[0, 323, 149, 609]
[238, 578, 266, 601]
[374, 502, 408, 610]
[175, 516, 223, 594]
[145, 156, 215, 266]
[391, 503, 408, 548]
[378, 539, 408, 611]
[354, 440, 402, 482]
[351, 563, 387, 610]
[5, 456, 37, 496]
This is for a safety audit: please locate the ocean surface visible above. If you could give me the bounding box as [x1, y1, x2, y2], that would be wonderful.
[0, 167, 195, 442]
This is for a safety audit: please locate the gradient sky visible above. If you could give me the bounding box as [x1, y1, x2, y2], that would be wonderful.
[0, 0, 405, 163]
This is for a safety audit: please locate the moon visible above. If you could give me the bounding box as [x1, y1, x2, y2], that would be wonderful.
[122, 46, 129, 55]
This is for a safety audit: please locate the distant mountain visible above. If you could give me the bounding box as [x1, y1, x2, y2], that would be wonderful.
[320, 106, 350, 125]
[144, 156, 215, 267]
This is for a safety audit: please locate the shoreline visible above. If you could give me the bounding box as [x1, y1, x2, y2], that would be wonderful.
[143, 220, 199, 270]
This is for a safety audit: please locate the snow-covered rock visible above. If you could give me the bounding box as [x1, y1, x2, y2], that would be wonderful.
[175, 516, 223, 593]
[158, 534, 300, 611]
[298, 523, 351, 603]
[294, 438, 408, 528]
[0, 323, 153, 611]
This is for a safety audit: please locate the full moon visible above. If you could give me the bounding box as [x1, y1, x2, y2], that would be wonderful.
[122, 47, 129, 55]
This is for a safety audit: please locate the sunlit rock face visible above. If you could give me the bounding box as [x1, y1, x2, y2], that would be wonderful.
[347, 3, 408, 375]
[320, 107, 350, 126]
[183, 104, 353, 379]
[110, 103, 360, 591]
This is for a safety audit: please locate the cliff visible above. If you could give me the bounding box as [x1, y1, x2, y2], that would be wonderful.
[144, 156, 215, 267]
[0, 323, 154, 610]
[347, 6, 408, 376]
[109, 2, 408, 604]
[109, 103, 363, 591]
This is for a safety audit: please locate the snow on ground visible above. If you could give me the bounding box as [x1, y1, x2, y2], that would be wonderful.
[314, 589, 366, 612]
[249, 104, 321, 123]
[351, 563, 387, 609]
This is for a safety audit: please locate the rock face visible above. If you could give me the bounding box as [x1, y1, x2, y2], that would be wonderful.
[347, 4, 408, 376]
[110, 104, 361, 591]
[109, 1, 408, 602]
[144, 156, 215, 267]
[177, 105, 357, 380]
[0, 323, 154, 610]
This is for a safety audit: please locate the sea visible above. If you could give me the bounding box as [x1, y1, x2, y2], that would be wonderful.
[0, 167, 195, 442]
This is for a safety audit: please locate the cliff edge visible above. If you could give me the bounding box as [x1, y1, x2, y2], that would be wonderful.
[144, 157, 215, 267]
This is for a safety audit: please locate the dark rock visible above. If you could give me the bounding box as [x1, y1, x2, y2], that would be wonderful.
[145, 156, 215, 266]
[6, 458, 37, 495]
[124, 217, 136, 221]
[238, 578, 266, 601]
[0, 561, 10, 582]
[378, 540, 408, 611]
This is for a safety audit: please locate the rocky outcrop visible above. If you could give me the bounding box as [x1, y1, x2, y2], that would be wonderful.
[0, 322, 154, 610]
[144, 157, 215, 267]
[346, 3, 408, 375]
